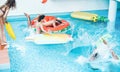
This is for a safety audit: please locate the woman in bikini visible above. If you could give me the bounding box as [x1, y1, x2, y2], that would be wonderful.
[24, 13, 62, 34]
[0, 0, 16, 50]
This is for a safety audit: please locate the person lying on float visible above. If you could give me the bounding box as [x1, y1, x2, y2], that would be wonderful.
[24, 13, 62, 34]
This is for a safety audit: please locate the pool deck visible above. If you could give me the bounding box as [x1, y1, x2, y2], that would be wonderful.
[0, 48, 10, 70]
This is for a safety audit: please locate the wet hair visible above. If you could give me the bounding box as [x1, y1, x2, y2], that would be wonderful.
[38, 15, 45, 22]
[5, 0, 16, 9]
[93, 53, 98, 58]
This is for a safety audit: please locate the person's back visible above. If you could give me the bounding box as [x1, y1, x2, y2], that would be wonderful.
[44, 16, 56, 22]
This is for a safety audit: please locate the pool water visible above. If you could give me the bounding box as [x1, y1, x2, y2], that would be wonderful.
[2, 9, 120, 72]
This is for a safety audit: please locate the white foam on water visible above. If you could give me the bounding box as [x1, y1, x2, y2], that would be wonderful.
[75, 56, 88, 65]
[11, 44, 26, 56]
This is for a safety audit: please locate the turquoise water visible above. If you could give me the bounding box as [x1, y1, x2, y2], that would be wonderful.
[2, 10, 120, 72]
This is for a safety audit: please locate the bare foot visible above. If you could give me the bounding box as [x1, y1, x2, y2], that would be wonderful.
[0, 44, 7, 50]
[24, 13, 30, 18]
[0, 45, 4, 50]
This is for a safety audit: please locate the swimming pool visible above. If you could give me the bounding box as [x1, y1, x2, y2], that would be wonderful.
[2, 9, 120, 72]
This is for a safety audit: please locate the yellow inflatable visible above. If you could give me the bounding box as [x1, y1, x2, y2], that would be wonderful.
[71, 11, 98, 22]
[25, 33, 73, 44]
[5, 22, 16, 40]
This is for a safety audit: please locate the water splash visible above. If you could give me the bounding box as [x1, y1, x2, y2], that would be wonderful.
[10, 43, 26, 56]
[75, 56, 88, 65]
[74, 31, 120, 71]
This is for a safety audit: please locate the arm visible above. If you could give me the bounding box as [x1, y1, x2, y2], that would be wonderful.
[39, 22, 48, 33]
[3, 7, 9, 20]
[110, 49, 119, 60]
[24, 13, 32, 28]
[102, 38, 119, 60]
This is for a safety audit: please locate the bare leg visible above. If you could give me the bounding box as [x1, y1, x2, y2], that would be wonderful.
[110, 49, 119, 60]
[0, 24, 2, 50]
[0, 24, 7, 50]
[53, 22, 56, 27]
[1, 24, 6, 44]
[24, 13, 31, 28]
[52, 19, 56, 27]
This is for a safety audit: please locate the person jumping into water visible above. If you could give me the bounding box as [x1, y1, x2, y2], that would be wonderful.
[89, 38, 119, 61]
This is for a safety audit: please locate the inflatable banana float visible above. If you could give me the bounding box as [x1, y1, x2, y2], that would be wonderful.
[25, 33, 73, 44]
[5, 22, 16, 40]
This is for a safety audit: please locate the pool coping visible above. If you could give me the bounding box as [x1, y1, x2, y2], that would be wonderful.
[0, 48, 10, 70]
[0, 63, 10, 70]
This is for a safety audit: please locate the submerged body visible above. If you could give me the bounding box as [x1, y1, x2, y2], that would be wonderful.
[89, 38, 119, 61]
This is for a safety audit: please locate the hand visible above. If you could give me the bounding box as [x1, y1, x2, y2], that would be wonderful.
[102, 38, 107, 45]
[24, 13, 30, 18]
